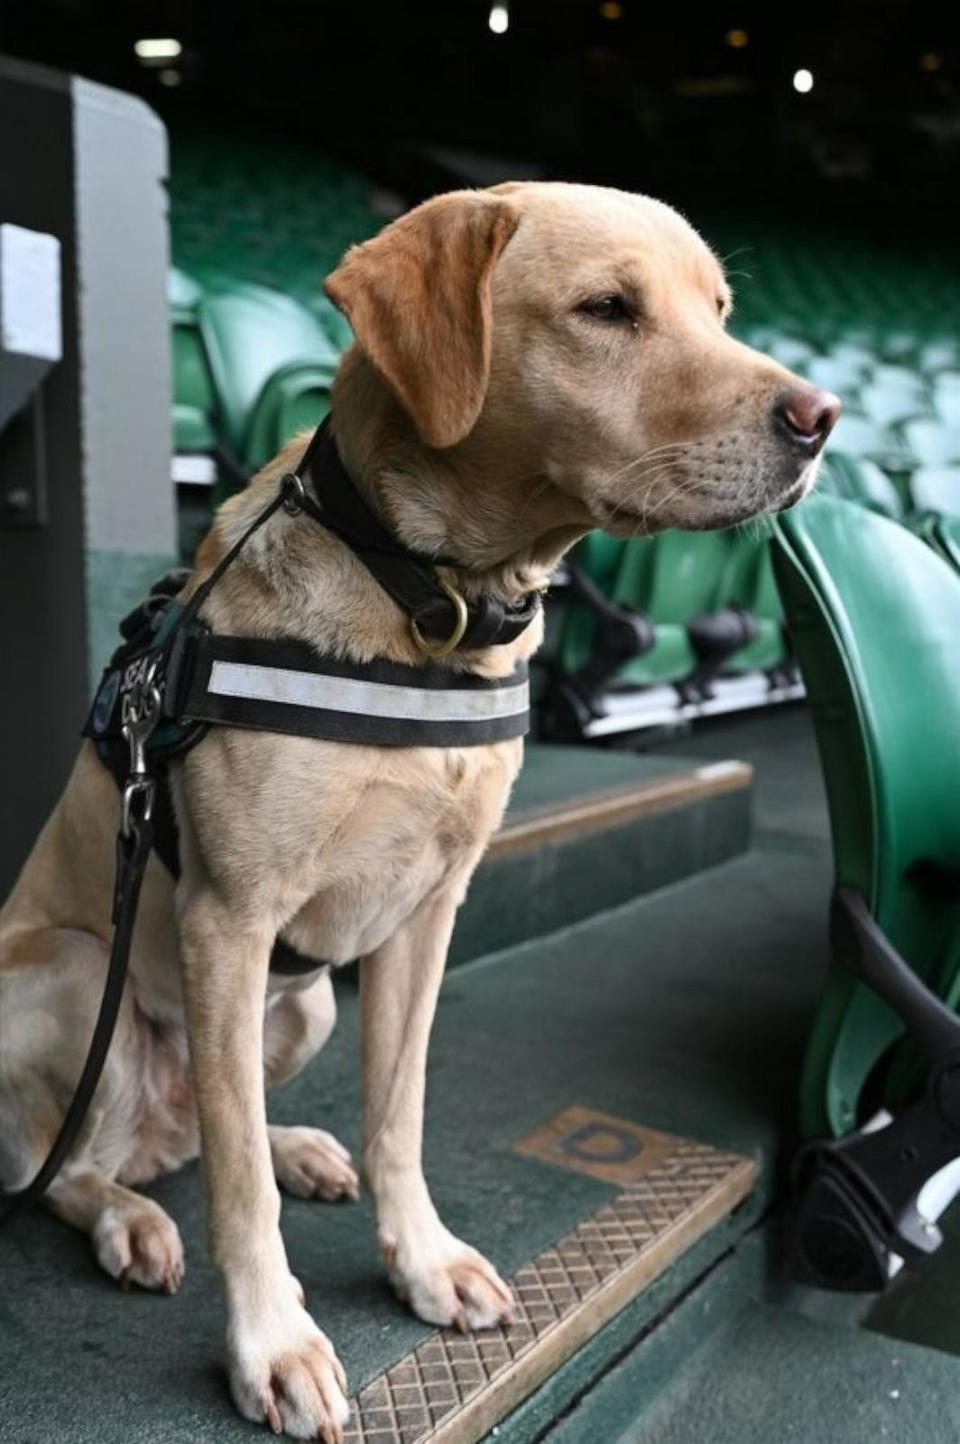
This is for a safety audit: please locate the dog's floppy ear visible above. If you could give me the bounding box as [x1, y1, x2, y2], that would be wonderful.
[324, 191, 520, 449]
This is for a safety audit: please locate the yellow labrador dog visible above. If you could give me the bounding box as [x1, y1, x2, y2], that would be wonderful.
[0, 183, 838, 1439]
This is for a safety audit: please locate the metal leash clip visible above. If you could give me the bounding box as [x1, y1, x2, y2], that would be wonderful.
[280, 471, 308, 516]
[120, 658, 162, 837]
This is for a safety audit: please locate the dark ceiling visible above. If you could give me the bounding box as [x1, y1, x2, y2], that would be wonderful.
[2, 1, 958, 217]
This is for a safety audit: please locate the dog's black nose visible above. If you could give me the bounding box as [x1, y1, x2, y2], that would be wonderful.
[774, 385, 842, 456]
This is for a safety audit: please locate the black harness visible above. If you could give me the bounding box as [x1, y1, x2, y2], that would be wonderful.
[1, 418, 538, 1221]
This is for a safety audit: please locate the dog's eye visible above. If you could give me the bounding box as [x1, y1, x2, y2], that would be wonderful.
[578, 294, 633, 323]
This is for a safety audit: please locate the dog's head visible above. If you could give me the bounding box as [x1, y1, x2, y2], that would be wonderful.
[325, 182, 839, 536]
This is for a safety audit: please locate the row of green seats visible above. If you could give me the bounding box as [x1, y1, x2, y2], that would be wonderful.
[168, 126, 381, 306]
[171, 267, 350, 555]
[715, 207, 958, 352]
[539, 432, 957, 741]
[538, 523, 790, 740]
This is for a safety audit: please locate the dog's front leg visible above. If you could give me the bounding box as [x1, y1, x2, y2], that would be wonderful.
[360, 885, 514, 1331]
[179, 891, 350, 1441]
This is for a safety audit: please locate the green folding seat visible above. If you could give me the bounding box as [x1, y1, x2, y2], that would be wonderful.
[829, 414, 904, 468]
[312, 294, 354, 353]
[607, 530, 732, 687]
[872, 364, 926, 396]
[860, 380, 929, 430]
[830, 341, 879, 374]
[882, 332, 922, 365]
[169, 265, 203, 317]
[773, 495, 960, 1290]
[555, 532, 628, 677]
[822, 454, 903, 519]
[902, 419, 960, 468]
[816, 463, 851, 500]
[775, 494, 960, 1132]
[196, 280, 340, 469]
[932, 373, 960, 424]
[911, 511, 960, 573]
[806, 355, 870, 397]
[921, 339, 960, 374]
[168, 268, 218, 456]
[768, 334, 818, 372]
[243, 361, 337, 473]
[910, 466, 960, 516]
[740, 323, 776, 351]
[714, 534, 788, 673]
[556, 529, 741, 699]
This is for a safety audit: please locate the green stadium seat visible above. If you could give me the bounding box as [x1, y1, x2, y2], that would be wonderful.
[910, 466, 960, 516]
[860, 379, 929, 429]
[872, 364, 927, 396]
[823, 454, 903, 518]
[932, 373, 960, 423]
[312, 294, 354, 353]
[768, 335, 818, 371]
[168, 267, 221, 494]
[901, 419, 960, 467]
[168, 265, 203, 315]
[773, 495, 960, 1141]
[172, 403, 218, 454]
[714, 535, 788, 673]
[197, 279, 340, 464]
[815, 464, 850, 500]
[828, 414, 904, 467]
[831, 341, 879, 373]
[807, 355, 871, 395]
[740, 323, 777, 351]
[911, 511, 960, 574]
[609, 529, 733, 687]
[243, 360, 337, 472]
[555, 532, 627, 677]
[881, 332, 923, 364]
[921, 339, 960, 374]
[556, 525, 787, 707]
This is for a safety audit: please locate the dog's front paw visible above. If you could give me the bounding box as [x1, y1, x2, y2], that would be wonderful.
[270, 1126, 360, 1203]
[229, 1305, 350, 1441]
[381, 1229, 514, 1332]
[92, 1196, 184, 1293]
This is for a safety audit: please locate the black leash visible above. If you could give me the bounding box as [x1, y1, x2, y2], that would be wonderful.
[0, 421, 539, 1221]
[0, 753, 155, 1224]
[0, 484, 291, 1225]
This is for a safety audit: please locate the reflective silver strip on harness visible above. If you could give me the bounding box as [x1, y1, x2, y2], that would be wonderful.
[207, 660, 529, 725]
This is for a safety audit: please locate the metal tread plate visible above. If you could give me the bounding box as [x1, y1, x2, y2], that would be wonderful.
[345, 1110, 756, 1443]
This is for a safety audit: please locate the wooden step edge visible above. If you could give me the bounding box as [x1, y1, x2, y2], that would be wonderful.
[489, 759, 754, 860]
[344, 1116, 757, 1444]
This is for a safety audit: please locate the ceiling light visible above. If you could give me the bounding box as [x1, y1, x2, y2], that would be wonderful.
[488, 4, 508, 34]
[134, 38, 182, 62]
[793, 68, 814, 94]
[726, 28, 749, 48]
[920, 53, 943, 72]
[600, 2, 624, 19]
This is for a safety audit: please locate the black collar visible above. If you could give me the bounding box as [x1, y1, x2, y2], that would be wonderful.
[283, 418, 541, 657]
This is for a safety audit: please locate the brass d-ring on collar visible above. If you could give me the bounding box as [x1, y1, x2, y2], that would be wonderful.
[410, 578, 469, 659]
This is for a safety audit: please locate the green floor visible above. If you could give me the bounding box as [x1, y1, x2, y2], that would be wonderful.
[452, 740, 751, 965]
[579, 1303, 960, 1444]
[0, 710, 828, 1443]
[4, 707, 957, 1443]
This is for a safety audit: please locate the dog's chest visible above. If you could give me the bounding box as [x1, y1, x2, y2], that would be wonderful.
[280, 739, 521, 966]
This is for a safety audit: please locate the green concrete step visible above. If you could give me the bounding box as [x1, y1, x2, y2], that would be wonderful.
[451, 742, 753, 965]
[0, 825, 828, 1443]
[527, 1207, 960, 1444]
[547, 1290, 960, 1444]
